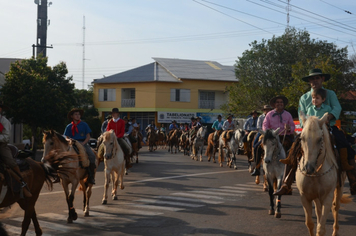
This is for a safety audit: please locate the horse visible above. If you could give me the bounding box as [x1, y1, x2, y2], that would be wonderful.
[218, 129, 245, 168]
[42, 130, 99, 222]
[156, 130, 167, 149]
[191, 126, 207, 161]
[0, 156, 55, 236]
[179, 131, 190, 156]
[147, 127, 158, 152]
[260, 128, 286, 218]
[129, 128, 139, 164]
[296, 113, 348, 236]
[205, 131, 221, 163]
[167, 129, 181, 154]
[100, 130, 125, 204]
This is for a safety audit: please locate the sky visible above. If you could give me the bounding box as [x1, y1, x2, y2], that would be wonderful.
[1, 0, 356, 89]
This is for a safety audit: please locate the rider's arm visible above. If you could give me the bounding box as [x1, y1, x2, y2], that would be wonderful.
[82, 133, 91, 145]
[243, 118, 250, 132]
[262, 112, 271, 131]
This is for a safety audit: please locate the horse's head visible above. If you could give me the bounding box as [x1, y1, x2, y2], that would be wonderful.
[234, 129, 245, 142]
[197, 126, 207, 138]
[300, 113, 330, 174]
[102, 130, 118, 159]
[42, 130, 68, 161]
[261, 128, 283, 164]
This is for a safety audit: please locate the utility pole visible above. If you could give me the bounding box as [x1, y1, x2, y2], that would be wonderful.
[33, 0, 53, 58]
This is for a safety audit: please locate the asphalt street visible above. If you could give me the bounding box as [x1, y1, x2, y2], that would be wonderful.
[1, 147, 356, 236]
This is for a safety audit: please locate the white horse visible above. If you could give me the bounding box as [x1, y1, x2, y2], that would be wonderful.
[221, 129, 245, 169]
[260, 128, 286, 218]
[100, 130, 125, 205]
[296, 113, 348, 236]
[191, 126, 207, 161]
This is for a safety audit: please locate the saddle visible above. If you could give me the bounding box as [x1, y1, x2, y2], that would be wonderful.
[222, 130, 234, 141]
[69, 140, 90, 168]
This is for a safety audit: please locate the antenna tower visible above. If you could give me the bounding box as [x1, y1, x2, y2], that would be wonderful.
[82, 15, 86, 89]
[286, 0, 291, 27]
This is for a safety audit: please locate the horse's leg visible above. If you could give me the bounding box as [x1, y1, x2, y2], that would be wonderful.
[332, 185, 342, 236]
[112, 172, 119, 200]
[275, 178, 282, 218]
[31, 210, 42, 236]
[263, 175, 268, 191]
[119, 161, 125, 190]
[267, 179, 275, 215]
[102, 168, 110, 204]
[317, 192, 335, 236]
[301, 197, 315, 236]
[84, 183, 92, 217]
[65, 181, 78, 223]
[200, 145, 203, 162]
[17, 202, 35, 236]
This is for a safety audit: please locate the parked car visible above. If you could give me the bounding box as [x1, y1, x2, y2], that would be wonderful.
[88, 138, 97, 149]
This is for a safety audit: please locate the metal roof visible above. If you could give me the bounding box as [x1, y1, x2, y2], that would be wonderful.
[93, 58, 237, 84]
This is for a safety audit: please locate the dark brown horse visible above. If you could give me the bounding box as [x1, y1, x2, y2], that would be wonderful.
[129, 128, 139, 163]
[0, 158, 54, 236]
[147, 127, 158, 152]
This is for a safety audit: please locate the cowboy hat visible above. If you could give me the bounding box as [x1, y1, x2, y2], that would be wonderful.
[263, 105, 273, 110]
[111, 108, 120, 114]
[250, 110, 261, 115]
[269, 95, 288, 107]
[302, 68, 330, 82]
[217, 114, 222, 118]
[67, 108, 84, 120]
[226, 114, 233, 119]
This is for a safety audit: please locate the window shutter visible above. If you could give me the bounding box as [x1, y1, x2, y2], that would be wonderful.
[180, 89, 190, 102]
[99, 89, 104, 101]
[170, 89, 176, 101]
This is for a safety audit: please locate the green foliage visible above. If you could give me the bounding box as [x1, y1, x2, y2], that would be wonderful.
[227, 27, 355, 117]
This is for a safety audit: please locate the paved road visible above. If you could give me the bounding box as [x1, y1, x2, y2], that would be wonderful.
[1, 147, 356, 236]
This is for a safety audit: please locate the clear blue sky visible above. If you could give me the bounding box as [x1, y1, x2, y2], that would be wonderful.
[1, 0, 355, 89]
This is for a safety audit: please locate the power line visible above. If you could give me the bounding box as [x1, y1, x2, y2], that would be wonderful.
[319, 0, 354, 16]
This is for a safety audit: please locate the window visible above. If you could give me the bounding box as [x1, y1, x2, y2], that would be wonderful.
[170, 89, 190, 102]
[199, 91, 215, 109]
[99, 89, 116, 101]
[122, 88, 135, 107]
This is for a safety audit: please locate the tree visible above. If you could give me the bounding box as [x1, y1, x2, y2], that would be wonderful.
[227, 27, 355, 117]
[1, 56, 75, 155]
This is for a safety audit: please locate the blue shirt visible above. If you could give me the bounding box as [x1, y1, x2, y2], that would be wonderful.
[169, 123, 178, 130]
[212, 120, 224, 130]
[64, 121, 92, 141]
[243, 117, 258, 132]
[299, 88, 341, 127]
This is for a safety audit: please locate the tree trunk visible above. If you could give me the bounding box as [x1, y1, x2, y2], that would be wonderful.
[31, 125, 38, 160]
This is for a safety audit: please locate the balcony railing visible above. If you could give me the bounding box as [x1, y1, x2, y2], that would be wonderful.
[199, 100, 215, 109]
[121, 99, 135, 107]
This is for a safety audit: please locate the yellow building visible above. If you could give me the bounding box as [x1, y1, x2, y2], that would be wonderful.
[93, 57, 237, 134]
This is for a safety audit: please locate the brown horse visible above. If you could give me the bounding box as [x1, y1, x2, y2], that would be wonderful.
[156, 130, 167, 149]
[129, 128, 139, 163]
[42, 130, 99, 222]
[0, 157, 55, 236]
[179, 131, 190, 155]
[167, 129, 181, 154]
[147, 127, 158, 152]
[205, 131, 221, 163]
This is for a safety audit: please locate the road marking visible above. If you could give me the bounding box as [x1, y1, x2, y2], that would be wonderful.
[136, 198, 204, 208]
[221, 186, 262, 191]
[91, 205, 163, 216]
[40, 213, 108, 227]
[171, 192, 224, 200]
[12, 216, 76, 232]
[191, 190, 244, 197]
[157, 196, 223, 204]
[124, 203, 184, 212]
[39, 169, 242, 195]
[207, 188, 247, 194]
[2, 223, 51, 236]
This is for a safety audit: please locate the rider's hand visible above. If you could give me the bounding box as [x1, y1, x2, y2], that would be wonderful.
[284, 124, 291, 131]
[326, 113, 334, 124]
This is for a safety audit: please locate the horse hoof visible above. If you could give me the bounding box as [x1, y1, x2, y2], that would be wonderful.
[102, 200, 107, 205]
[255, 178, 260, 185]
[84, 211, 89, 217]
[234, 166, 237, 170]
[120, 185, 125, 190]
[268, 210, 274, 215]
[72, 212, 78, 221]
[263, 187, 268, 192]
[220, 163, 223, 167]
[113, 196, 118, 200]
[67, 217, 73, 223]
[213, 160, 216, 163]
[136, 159, 138, 163]
[125, 172, 128, 175]
[275, 212, 281, 218]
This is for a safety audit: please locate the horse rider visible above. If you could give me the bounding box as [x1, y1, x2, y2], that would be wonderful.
[179, 123, 184, 131]
[242, 110, 260, 155]
[251, 105, 273, 176]
[160, 124, 167, 135]
[168, 120, 179, 137]
[101, 115, 112, 134]
[274, 69, 356, 195]
[130, 117, 142, 149]
[221, 114, 236, 148]
[212, 114, 224, 142]
[145, 121, 157, 140]
[0, 102, 32, 198]
[64, 108, 96, 184]
[190, 116, 202, 138]
[123, 117, 137, 146]
[106, 108, 133, 169]
[183, 123, 190, 132]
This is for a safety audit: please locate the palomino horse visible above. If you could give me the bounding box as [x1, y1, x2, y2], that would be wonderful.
[100, 130, 125, 204]
[260, 128, 286, 218]
[156, 130, 167, 149]
[147, 127, 158, 152]
[42, 130, 99, 222]
[167, 129, 181, 154]
[0, 157, 55, 236]
[191, 126, 208, 161]
[296, 114, 347, 236]
[218, 129, 244, 168]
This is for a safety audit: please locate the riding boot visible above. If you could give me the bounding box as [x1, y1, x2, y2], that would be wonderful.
[251, 147, 262, 176]
[86, 163, 96, 185]
[243, 142, 248, 155]
[339, 148, 354, 171]
[273, 164, 294, 195]
[9, 165, 32, 198]
[125, 155, 132, 169]
[279, 155, 291, 165]
[346, 158, 356, 195]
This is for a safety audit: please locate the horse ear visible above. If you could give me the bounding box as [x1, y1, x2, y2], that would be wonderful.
[273, 127, 280, 136]
[300, 111, 307, 126]
[319, 113, 329, 127]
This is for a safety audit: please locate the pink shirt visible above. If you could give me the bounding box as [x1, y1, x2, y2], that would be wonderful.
[262, 109, 295, 135]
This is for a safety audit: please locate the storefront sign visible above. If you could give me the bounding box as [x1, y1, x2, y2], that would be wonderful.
[197, 112, 223, 124]
[158, 112, 196, 123]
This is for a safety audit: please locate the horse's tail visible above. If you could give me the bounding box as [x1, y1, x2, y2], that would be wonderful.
[40, 162, 56, 191]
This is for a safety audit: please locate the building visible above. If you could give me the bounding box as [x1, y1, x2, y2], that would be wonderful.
[0, 58, 24, 147]
[92, 57, 237, 135]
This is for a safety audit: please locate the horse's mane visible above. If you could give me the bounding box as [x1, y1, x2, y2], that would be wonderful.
[43, 130, 68, 145]
[262, 129, 278, 144]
